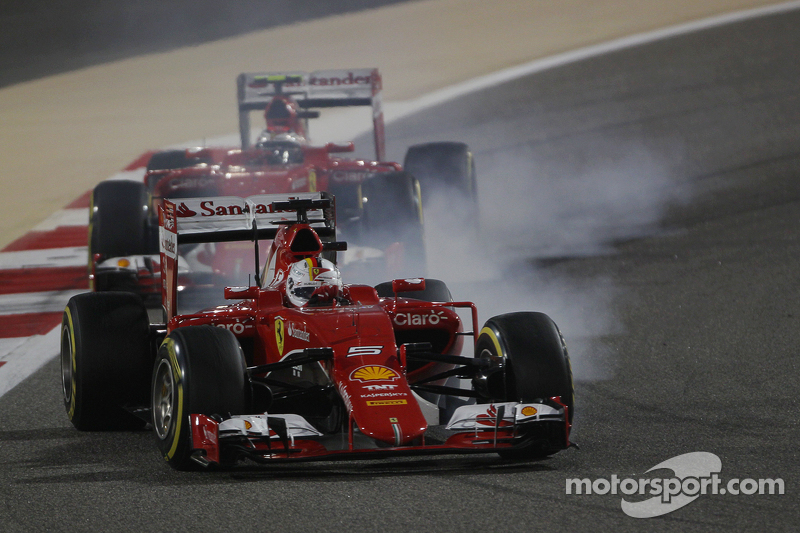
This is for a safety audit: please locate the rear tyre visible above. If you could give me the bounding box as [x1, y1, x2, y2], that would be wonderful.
[61, 292, 151, 430]
[403, 142, 477, 229]
[475, 312, 574, 459]
[360, 171, 426, 277]
[152, 326, 250, 470]
[327, 182, 361, 229]
[404, 142, 476, 203]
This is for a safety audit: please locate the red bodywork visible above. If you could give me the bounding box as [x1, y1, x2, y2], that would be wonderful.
[156, 197, 569, 464]
[149, 143, 399, 201]
[92, 69, 403, 297]
[150, 68, 391, 212]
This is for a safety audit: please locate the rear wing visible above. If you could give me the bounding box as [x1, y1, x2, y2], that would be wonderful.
[237, 68, 385, 160]
[159, 192, 334, 321]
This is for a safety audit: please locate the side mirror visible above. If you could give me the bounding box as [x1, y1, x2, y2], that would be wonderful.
[391, 278, 425, 294]
[224, 286, 260, 300]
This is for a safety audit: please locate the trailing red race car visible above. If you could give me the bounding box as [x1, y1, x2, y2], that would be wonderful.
[89, 68, 477, 300]
[61, 194, 574, 470]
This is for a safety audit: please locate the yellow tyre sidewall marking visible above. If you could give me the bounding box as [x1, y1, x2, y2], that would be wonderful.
[162, 338, 184, 461]
[481, 323, 575, 408]
[63, 307, 77, 420]
[479, 326, 503, 358]
[414, 180, 424, 225]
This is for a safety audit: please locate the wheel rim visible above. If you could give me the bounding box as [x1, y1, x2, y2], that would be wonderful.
[60, 325, 73, 404]
[152, 359, 175, 440]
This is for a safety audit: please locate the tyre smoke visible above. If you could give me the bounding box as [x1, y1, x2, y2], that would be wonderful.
[422, 143, 694, 381]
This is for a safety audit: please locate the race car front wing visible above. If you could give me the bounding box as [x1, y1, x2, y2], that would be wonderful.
[186, 399, 570, 467]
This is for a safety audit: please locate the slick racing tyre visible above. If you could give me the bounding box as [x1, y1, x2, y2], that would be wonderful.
[475, 312, 574, 459]
[360, 171, 426, 277]
[403, 142, 477, 206]
[89, 180, 155, 292]
[152, 326, 250, 470]
[90, 180, 150, 260]
[61, 292, 151, 430]
[403, 142, 478, 231]
[374, 278, 452, 303]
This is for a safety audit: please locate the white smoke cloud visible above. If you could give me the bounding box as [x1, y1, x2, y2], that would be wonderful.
[422, 142, 694, 381]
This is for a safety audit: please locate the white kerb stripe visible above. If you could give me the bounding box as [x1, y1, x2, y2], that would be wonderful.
[32, 209, 89, 231]
[0, 326, 61, 398]
[0, 247, 87, 270]
[0, 289, 86, 315]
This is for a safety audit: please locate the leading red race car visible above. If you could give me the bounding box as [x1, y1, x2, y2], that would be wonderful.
[62, 194, 573, 470]
[89, 69, 478, 301]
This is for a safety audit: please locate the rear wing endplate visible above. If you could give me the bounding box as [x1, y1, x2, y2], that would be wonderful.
[236, 68, 385, 160]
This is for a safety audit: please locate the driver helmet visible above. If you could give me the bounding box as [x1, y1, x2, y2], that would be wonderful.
[286, 257, 342, 307]
[263, 95, 306, 137]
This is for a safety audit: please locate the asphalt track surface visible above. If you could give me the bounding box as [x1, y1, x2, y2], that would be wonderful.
[2, 9, 799, 533]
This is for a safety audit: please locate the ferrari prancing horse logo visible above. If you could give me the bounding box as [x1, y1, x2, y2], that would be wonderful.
[275, 317, 285, 356]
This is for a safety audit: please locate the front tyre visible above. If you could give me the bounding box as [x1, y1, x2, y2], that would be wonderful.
[475, 312, 574, 459]
[89, 180, 149, 261]
[152, 326, 250, 470]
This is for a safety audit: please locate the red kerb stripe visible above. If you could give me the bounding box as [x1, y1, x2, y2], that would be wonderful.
[124, 152, 155, 170]
[66, 190, 92, 209]
[0, 267, 88, 295]
[60, 153, 151, 211]
[0, 312, 63, 338]
[2, 226, 87, 252]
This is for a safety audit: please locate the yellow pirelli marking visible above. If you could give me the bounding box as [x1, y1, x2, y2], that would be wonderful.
[366, 399, 407, 406]
[64, 307, 77, 419]
[479, 326, 503, 356]
[163, 338, 184, 461]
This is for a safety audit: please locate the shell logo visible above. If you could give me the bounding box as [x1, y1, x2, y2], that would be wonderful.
[350, 365, 400, 382]
[520, 406, 538, 417]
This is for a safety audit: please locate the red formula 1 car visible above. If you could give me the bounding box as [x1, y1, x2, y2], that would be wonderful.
[89, 68, 477, 301]
[62, 194, 572, 470]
